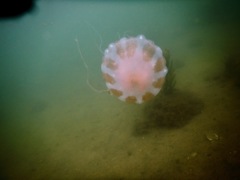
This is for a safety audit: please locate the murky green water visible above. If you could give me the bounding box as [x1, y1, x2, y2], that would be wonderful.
[0, 1, 240, 179]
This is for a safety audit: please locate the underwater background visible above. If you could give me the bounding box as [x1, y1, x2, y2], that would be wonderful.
[0, 0, 240, 179]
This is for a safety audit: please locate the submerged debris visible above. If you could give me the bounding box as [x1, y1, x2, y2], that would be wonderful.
[187, 152, 198, 160]
[206, 132, 219, 142]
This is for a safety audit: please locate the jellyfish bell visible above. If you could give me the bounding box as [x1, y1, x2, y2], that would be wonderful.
[101, 35, 168, 104]
[75, 34, 168, 104]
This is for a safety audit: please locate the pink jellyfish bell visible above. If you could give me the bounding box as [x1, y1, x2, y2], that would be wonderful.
[101, 35, 168, 104]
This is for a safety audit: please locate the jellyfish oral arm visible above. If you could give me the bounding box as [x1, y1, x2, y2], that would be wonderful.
[115, 54, 153, 94]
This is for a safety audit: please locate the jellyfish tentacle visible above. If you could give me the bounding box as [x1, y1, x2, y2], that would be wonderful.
[75, 37, 107, 93]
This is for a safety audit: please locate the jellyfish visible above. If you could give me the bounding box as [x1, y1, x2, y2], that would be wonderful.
[101, 35, 168, 104]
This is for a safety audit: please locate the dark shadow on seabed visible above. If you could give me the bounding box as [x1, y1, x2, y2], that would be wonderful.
[133, 90, 204, 136]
